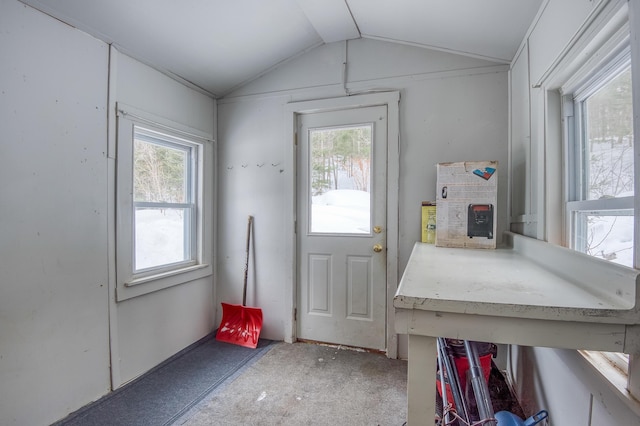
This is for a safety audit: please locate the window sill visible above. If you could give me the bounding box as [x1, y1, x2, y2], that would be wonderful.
[116, 263, 212, 302]
[579, 350, 640, 417]
[126, 263, 209, 287]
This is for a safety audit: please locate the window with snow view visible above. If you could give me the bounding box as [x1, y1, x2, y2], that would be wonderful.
[133, 128, 197, 272]
[115, 108, 212, 300]
[567, 50, 634, 268]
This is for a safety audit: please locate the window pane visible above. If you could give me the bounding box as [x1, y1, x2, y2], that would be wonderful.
[584, 67, 634, 200]
[134, 138, 189, 203]
[309, 125, 372, 234]
[135, 207, 191, 271]
[574, 210, 634, 267]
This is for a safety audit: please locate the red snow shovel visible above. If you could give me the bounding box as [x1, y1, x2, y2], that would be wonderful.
[216, 215, 263, 348]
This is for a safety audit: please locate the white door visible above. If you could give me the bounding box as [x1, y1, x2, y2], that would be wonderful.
[297, 105, 387, 351]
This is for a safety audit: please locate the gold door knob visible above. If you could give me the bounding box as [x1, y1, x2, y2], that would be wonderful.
[373, 244, 383, 253]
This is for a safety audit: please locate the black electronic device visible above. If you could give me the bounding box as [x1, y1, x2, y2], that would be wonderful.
[467, 204, 493, 239]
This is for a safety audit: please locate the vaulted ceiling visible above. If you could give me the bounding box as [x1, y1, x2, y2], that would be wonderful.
[20, 0, 542, 97]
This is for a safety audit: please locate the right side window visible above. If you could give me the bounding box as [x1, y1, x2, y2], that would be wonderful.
[567, 51, 635, 268]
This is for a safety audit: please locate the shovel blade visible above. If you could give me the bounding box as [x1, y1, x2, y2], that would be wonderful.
[216, 302, 263, 349]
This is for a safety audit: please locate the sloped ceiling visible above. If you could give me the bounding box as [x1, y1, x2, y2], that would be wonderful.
[19, 0, 542, 97]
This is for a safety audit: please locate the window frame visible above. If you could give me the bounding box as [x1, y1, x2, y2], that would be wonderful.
[307, 122, 374, 236]
[132, 127, 198, 275]
[115, 104, 213, 301]
[549, 2, 640, 406]
[564, 45, 636, 269]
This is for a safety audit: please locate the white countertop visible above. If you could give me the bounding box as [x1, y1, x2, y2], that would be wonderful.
[394, 233, 640, 426]
[394, 233, 640, 325]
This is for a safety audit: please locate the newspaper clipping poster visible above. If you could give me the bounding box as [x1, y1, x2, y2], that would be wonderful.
[436, 161, 498, 249]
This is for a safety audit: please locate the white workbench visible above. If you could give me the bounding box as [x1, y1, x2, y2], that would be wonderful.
[394, 232, 640, 426]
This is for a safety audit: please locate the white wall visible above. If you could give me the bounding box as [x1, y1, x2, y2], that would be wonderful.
[108, 49, 216, 388]
[509, 0, 640, 423]
[510, 0, 603, 237]
[217, 38, 509, 355]
[510, 347, 640, 425]
[0, 2, 216, 424]
[0, 1, 110, 424]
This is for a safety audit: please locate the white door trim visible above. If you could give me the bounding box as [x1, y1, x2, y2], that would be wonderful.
[284, 91, 400, 358]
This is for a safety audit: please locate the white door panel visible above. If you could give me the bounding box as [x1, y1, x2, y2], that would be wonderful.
[297, 105, 387, 350]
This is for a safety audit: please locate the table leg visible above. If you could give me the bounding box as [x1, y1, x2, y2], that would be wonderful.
[407, 334, 437, 426]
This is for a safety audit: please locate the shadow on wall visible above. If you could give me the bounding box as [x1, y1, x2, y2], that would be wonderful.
[511, 346, 551, 417]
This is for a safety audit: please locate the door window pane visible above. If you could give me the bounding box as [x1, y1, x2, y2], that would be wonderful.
[309, 125, 372, 234]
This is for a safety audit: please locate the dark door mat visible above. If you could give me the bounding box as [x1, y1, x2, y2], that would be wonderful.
[53, 334, 273, 426]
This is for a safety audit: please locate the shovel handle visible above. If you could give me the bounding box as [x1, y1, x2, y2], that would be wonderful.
[242, 215, 253, 306]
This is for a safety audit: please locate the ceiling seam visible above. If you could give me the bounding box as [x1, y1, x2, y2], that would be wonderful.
[360, 34, 511, 65]
[343, 0, 362, 38]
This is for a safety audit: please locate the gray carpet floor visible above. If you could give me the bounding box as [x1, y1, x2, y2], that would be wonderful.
[175, 342, 408, 426]
[52, 336, 521, 425]
[53, 335, 274, 426]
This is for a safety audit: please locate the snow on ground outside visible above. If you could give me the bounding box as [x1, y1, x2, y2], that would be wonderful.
[587, 215, 633, 267]
[311, 189, 370, 234]
[133, 190, 634, 268]
[132, 190, 372, 270]
[135, 209, 186, 270]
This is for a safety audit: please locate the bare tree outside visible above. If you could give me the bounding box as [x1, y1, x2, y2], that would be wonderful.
[310, 126, 372, 195]
[134, 139, 187, 203]
[583, 67, 634, 264]
[132, 137, 192, 270]
[309, 125, 373, 234]
[586, 68, 634, 200]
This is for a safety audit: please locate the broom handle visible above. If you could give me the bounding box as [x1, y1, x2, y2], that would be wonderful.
[242, 215, 253, 306]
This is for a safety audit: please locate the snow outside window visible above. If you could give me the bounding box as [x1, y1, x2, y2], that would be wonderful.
[556, 3, 640, 405]
[308, 124, 372, 235]
[133, 128, 197, 273]
[567, 50, 635, 269]
[115, 107, 212, 301]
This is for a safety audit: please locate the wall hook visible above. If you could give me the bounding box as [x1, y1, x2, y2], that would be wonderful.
[271, 162, 281, 167]
[257, 162, 265, 168]
[241, 163, 248, 168]
[227, 165, 233, 170]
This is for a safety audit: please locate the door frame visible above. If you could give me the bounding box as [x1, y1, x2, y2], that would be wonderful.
[283, 92, 400, 358]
